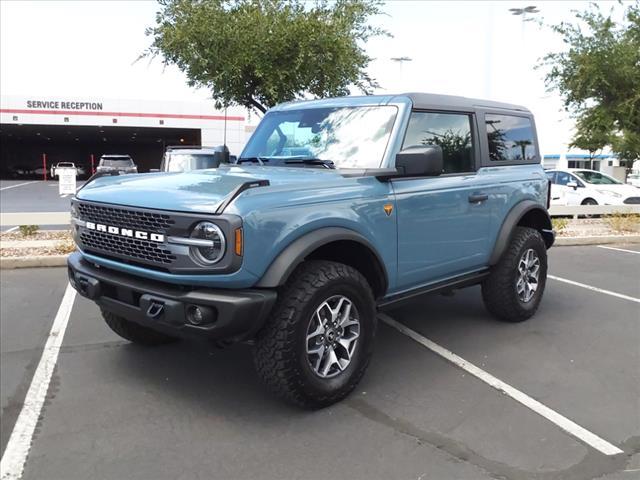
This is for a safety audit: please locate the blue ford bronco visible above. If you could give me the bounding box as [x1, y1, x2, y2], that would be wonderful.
[68, 93, 554, 408]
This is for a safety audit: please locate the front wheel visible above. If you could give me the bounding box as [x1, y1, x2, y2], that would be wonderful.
[482, 227, 548, 322]
[253, 260, 376, 409]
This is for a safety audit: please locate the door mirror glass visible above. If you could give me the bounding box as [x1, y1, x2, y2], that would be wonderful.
[395, 145, 443, 177]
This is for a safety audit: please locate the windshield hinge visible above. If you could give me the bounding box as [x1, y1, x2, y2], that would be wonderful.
[214, 180, 270, 214]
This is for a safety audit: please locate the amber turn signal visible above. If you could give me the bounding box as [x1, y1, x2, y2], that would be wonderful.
[234, 228, 243, 256]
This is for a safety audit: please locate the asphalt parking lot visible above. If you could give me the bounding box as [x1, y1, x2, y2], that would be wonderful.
[1, 180, 84, 232]
[1, 245, 639, 480]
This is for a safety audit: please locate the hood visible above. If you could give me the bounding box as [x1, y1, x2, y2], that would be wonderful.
[76, 165, 345, 213]
[590, 184, 639, 196]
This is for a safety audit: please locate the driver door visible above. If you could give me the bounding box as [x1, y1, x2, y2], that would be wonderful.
[393, 110, 492, 290]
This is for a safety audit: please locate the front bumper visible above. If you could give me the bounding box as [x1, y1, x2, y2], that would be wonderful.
[67, 252, 277, 342]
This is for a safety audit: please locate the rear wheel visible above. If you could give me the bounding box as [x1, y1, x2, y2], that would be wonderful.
[101, 309, 177, 346]
[581, 198, 598, 218]
[253, 260, 376, 409]
[482, 227, 547, 322]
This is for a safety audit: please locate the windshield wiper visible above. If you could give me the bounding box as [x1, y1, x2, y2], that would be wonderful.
[236, 156, 268, 166]
[284, 158, 336, 169]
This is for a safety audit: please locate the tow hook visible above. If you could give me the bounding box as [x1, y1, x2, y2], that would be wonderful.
[146, 302, 165, 319]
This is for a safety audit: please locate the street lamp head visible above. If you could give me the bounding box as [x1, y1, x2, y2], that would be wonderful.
[510, 6, 538, 16]
[390, 56, 412, 62]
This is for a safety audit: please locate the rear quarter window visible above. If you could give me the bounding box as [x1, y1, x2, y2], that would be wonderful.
[485, 114, 537, 163]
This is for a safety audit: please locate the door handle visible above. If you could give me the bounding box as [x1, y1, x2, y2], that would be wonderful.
[468, 193, 489, 203]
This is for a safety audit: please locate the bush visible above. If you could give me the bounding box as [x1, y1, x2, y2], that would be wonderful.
[551, 217, 569, 233]
[18, 225, 39, 237]
[55, 238, 76, 255]
[604, 212, 640, 233]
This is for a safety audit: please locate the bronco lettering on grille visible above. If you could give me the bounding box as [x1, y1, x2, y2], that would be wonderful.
[85, 222, 165, 243]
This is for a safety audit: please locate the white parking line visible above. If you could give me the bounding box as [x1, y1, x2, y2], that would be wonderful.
[0, 283, 77, 480]
[379, 313, 624, 457]
[548, 275, 640, 304]
[0, 181, 37, 192]
[597, 245, 640, 255]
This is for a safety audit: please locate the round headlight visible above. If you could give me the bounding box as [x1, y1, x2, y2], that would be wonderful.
[189, 221, 225, 265]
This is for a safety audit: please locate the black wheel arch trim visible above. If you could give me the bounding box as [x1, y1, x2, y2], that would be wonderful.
[255, 227, 389, 294]
[489, 200, 554, 265]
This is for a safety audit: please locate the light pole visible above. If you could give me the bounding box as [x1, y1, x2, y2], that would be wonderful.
[509, 6, 540, 92]
[390, 56, 412, 90]
[509, 5, 540, 43]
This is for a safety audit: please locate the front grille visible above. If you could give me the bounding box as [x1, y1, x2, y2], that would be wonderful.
[77, 203, 175, 232]
[80, 229, 176, 265]
[623, 197, 640, 205]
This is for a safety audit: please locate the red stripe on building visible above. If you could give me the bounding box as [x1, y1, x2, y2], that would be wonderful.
[0, 108, 245, 122]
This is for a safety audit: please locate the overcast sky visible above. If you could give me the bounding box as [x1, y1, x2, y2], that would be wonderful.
[0, 0, 633, 155]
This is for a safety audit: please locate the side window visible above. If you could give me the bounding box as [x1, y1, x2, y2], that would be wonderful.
[556, 171, 572, 186]
[545, 171, 556, 183]
[485, 114, 537, 162]
[403, 111, 474, 174]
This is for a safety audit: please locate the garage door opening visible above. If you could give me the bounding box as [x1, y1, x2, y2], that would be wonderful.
[0, 124, 201, 179]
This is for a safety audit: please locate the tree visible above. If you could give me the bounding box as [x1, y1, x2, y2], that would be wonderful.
[145, 0, 386, 113]
[540, 2, 640, 161]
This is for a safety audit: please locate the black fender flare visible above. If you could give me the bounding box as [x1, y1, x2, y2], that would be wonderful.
[489, 201, 554, 265]
[255, 227, 389, 293]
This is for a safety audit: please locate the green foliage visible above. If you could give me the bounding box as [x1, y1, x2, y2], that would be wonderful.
[540, 2, 640, 160]
[18, 225, 39, 237]
[146, 0, 387, 113]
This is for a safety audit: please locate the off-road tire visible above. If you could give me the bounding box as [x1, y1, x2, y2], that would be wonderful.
[253, 260, 377, 409]
[101, 309, 177, 346]
[482, 227, 547, 322]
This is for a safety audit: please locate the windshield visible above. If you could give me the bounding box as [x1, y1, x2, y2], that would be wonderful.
[573, 170, 621, 185]
[240, 106, 398, 169]
[101, 158, 133, 167]
[166, 154, 217, 172]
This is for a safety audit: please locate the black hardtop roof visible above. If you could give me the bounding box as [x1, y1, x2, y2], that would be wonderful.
[401, 92, 530, 113]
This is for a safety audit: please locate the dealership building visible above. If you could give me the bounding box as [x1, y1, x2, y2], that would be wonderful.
[0, 95, 250, 179]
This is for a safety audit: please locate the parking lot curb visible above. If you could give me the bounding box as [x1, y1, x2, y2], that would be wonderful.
[554, 235, 640, 246]
[0, 255, 69, 269]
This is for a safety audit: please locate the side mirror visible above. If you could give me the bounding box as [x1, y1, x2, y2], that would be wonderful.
[149, 169, 160, 173]
[566, 181, 578, 190]
[395, 145, 443, 177]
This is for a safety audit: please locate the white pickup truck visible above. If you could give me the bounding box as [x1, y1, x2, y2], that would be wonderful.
[51, 162, 78, 179]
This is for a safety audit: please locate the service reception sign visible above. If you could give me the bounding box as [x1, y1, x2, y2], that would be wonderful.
[58, 168, 77, 195]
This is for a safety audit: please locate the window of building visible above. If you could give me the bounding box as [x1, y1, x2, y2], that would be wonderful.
[403, 111, 474, 173]
[485, 114, 537, 162]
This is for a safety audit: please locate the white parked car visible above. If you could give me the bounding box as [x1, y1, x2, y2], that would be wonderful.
[545, 169, 640, 206]
[627, 172, 640, 188]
